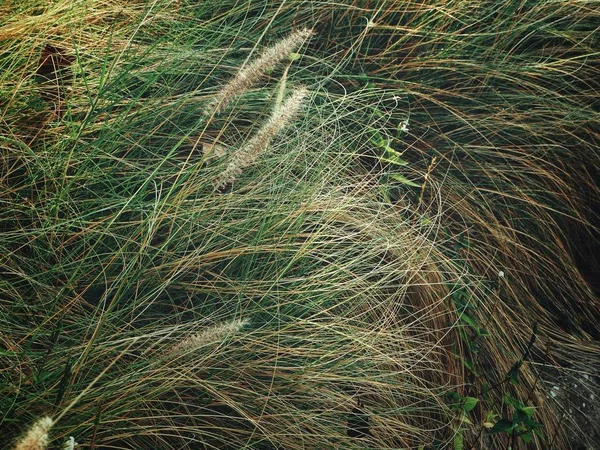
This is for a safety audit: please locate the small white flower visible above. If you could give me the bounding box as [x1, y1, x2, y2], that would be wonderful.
[399, 119, 409, 134]
[498, 270, 505, 278]
[63, 436, 77, 450]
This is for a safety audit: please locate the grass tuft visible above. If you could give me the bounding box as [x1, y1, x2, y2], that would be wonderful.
[1, 1, 598, 449]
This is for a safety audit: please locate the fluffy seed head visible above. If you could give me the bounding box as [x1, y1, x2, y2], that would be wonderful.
[169, 318, 249, 355]
[213, 87, 308, 189]
[12, 416, 54, 450]
[205, 28, 313, 115]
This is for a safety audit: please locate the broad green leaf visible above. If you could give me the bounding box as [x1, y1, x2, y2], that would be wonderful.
[462, 397, 479, 412]
[381, 157, 409, 166]
[520, 406, 536, 418]
[382, 146, 409, 165]
[520, 431, 533, 443]
[459, 312, 478, 330]
[369, 129, 386, 147]
[503, 394, 522, 409]
[488, 418, 514, 434]
[453, 432, 464, 450]
[485, 410, 500, 424]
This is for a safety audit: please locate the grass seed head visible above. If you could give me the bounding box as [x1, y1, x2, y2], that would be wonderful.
[169, 318, 249, 355]
[205, 28, 313, 115]
[214, 86, 308, 188]
[12, 416, 54, 450]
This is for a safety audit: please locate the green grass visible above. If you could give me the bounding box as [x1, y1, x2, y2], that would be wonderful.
[1, 1, 599, 449]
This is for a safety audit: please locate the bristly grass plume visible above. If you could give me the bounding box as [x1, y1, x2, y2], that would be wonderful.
[213, 86, 308, 188]
[12, 417, 53, 450]
[204, 28, 313, 116]
[168, 318, 249, 355]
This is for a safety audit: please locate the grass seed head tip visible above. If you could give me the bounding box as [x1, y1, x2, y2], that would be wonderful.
[13, 416, 54, 450]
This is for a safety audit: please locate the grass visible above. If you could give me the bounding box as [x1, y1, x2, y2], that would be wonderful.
[1, 1, 599, 449]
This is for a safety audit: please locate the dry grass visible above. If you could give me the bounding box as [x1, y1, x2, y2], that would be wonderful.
[1, 1, 599, 449]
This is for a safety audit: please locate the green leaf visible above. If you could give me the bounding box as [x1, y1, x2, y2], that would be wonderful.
[460, 413, 474, 425]
[289, 52, 302, 61]
[390, 173, 420, 187]
[520, 406, 536, 418]
[459, 312, 478, 330]
[380, 157, 409, 166]
[381, 146, 409, 166]
[369, 129, 386, 147]
[446, 391, 462, 411]
[453, 432, 464, 450]
[520, 431, 533, 443]
[485, 410, 500, 424]
[487, 418, 514, 434]
[451, 288, 474, 310]
[462, 397, 479, 412]
[503, 394, 522, 409]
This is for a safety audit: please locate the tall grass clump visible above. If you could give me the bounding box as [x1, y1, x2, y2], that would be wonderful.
[1, 1, 599, 449]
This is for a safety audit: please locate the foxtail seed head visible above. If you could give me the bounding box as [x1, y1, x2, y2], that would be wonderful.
[12, 416, 54, 450]
[213, 87, 308, 189]
[205, 28, 313, 115]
